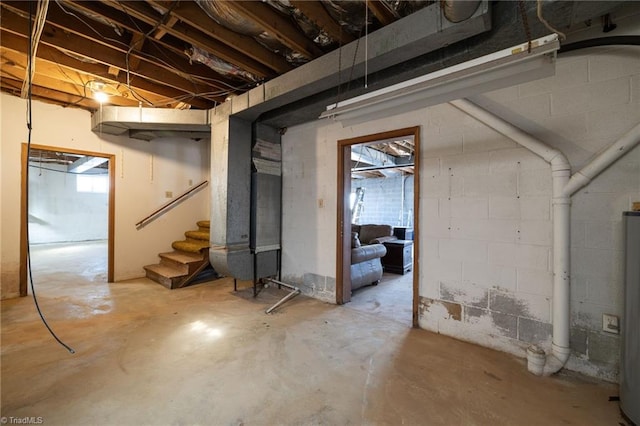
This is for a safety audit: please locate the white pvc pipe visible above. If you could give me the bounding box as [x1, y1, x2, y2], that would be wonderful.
[564, 122, 640, 197]
[451, 99, 640, 376]
[449, 100, 568, 167]
[451, 99, 572, 375]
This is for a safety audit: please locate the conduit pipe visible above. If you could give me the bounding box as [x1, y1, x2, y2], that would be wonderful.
[450, 99, 640, 375]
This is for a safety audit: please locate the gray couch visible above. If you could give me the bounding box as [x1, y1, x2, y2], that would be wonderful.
[350, 224, 397, 291]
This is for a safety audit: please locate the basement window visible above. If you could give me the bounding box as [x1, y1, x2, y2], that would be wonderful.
[76, 174, 109, 194]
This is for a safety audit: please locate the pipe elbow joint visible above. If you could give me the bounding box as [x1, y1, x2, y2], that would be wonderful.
[527, 344, 570, 376]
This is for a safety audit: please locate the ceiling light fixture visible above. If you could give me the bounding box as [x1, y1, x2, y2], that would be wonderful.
[89, 80, 109, 104]
[320, 34, 560, 124]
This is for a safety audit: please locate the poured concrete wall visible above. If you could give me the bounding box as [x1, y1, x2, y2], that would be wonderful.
[0, 93, 210, 298]
[281, 46, 640, 380]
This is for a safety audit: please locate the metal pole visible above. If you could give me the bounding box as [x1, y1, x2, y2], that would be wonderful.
[265, 278, 301, 314]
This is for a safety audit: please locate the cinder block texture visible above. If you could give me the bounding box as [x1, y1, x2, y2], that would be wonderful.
[518, 318, 552, 344]
[353, 175, 414, 226]
[281, 46, 639, 382]
[587, 331, 620, 365]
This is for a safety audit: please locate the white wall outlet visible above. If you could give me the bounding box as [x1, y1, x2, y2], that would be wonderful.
[602, 313, 619, 334]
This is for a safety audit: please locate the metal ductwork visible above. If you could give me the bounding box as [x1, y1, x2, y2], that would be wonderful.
[443, 0, 482, 23]
[208, 1, 492, 281]
[91, 106, 211, 141]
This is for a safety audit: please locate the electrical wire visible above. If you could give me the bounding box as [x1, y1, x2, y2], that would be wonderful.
[536, 0, 566, 41]
[21, 0, 49, 97]
[364, 0, 368, 89]
[25, 1, 75, 355]
[55, 0, 251, 106]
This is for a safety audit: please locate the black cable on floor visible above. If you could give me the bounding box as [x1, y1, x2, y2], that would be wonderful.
[25, 1, 75, 355]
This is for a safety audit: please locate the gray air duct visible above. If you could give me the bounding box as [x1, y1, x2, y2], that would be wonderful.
[443, 0, 482, 23]
[91, 106, 211, 141]
[208, 1, 492, 280]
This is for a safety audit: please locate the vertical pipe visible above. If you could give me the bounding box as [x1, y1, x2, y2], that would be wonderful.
[550, 167, 571, 371]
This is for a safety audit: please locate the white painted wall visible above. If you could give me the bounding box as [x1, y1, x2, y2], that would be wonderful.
[281, 46, 640, 380]
[1, 94, 210, 298]
[29, 164, 108, 243]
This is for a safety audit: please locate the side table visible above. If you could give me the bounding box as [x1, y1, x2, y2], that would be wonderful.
[382, 240, 413, 274]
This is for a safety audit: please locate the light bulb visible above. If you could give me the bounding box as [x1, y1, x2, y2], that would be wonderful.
[94, 91, 109, 103]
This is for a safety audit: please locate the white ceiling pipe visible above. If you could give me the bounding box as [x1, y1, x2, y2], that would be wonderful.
[563, 122, 640, 197]
[450, 98, 572, 376]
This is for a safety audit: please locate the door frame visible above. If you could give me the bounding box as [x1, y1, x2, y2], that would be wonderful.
[20, 143, 116, 296]
[336, 126, 420, 327]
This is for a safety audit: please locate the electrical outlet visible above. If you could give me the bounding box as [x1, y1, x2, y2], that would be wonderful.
[602, 314, 619, 334]
[165, 191, 173, 198]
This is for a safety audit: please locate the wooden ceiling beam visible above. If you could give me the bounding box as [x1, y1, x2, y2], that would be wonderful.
[148, 0, 293, 74]
[290, 1, 355, 45]
[152, 14, 178, 40]
[367, 1, 397, 26]
[2, 1, 232, 91]
[1, 76, 101, 109]
[226, 1, 324, 60]
[0, 9, 225, 104]
[4, 71, 144, 107]
[1, 48, 185, 108]
[0, 29, 219, 108]
[127, 32, 145, 73]
[100, 0, 274, 79]
[60, 1, 251, 91]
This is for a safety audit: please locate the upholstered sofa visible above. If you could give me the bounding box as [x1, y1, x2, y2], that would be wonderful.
[350, 224, 397, 291]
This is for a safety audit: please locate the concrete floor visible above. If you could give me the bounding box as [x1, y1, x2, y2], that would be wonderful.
[1, 243, 625, 425]
[348, 272, 413, 327]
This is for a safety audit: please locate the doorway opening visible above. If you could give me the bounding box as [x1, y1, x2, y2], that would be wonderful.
[336, 127, 420, 327]
[20, 144, 115, 296]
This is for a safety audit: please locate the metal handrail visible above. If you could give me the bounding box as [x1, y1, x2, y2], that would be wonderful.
[135, 180, 208, 229]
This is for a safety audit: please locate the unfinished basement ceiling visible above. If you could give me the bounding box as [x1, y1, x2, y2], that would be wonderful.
[28, 147, 108, 172]
[351, 136, 414, 179]
[0, 0, 434, 111]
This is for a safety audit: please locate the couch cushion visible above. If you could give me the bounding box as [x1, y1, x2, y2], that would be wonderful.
[351, 243, 387, 263]
[358, 224, 393, 245]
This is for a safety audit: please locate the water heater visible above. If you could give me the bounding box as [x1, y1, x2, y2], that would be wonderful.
[621, 211, 639, 424]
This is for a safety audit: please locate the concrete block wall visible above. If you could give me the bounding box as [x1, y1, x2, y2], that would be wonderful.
[281, 46, 639, 380]
[352, 174, 414, 226]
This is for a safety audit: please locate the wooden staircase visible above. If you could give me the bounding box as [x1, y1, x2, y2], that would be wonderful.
[144, 220, 214, 289]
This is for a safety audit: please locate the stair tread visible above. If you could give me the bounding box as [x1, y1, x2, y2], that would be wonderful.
[159, 251, 204, 264]
[197, 220, 210, 229]
[185, 230, 210, 241]
[172, 240, 209, 253]
[144, 264, 186, 278]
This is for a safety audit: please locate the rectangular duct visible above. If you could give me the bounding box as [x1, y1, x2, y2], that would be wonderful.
[91, 106, 211, 141]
